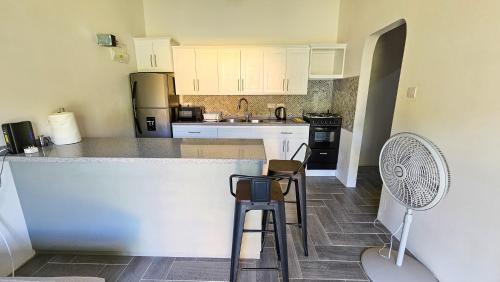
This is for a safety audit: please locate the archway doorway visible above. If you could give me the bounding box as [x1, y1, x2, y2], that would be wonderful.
[338, 19, 407, 187]
[358, 24, 407, 176]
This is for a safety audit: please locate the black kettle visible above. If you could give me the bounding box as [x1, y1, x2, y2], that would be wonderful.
[275, 107, 287, 120]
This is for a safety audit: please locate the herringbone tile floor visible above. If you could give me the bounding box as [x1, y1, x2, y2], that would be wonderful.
[15, 167, 388, 282]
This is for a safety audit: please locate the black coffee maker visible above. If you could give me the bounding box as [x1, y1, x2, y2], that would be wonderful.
[2, 121, 36, 154]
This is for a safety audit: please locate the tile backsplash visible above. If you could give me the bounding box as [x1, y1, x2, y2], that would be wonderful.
[180, 80, 334, 119]
[180, 78, 359, 131]
[332, 76, 359, 131]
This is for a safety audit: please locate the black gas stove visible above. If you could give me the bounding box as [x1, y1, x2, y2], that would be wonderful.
[303, 112, 342, 170]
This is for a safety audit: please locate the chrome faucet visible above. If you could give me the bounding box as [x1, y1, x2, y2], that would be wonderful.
[237, 98, 251, 122]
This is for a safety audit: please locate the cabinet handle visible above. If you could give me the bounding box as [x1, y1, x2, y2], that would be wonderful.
[188, 131, 201, 134]
[241, 79, 244, 91]
[280, 132, 293, 135]
[154, 54, 157, 67]
[197, 79, 200, 91]
[150, 54, 153, 68]
[282, 79, 285, 91]
[320, 152, 328, 155]
[193, 79, 196, 91]
[282, 140, 285, 152]
[286, 79, 289, 91]
[286, 140, 289, 152]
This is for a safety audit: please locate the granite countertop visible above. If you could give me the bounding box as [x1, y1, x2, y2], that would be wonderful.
[5, 138, 267, 163]
[173, 119, 309, 126]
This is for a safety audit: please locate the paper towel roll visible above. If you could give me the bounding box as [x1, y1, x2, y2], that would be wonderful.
[48, 112, 82, 145]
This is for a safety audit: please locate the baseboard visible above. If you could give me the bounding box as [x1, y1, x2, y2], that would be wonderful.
[306, 169, 336, 176]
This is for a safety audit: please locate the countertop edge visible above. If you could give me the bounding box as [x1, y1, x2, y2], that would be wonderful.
[172, 122, 309, 127]
[5, 156, 267, 163]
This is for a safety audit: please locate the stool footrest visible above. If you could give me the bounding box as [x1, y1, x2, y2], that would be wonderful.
[284, 201, 297, 204]
[241, 267, 279, 271]
[243, 229, 274, 233]
[286, 222, 302, 227]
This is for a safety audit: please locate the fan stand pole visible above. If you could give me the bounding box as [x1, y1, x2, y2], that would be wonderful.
[397, 208, 413, 266]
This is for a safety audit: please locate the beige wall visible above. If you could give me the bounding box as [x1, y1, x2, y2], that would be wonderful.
[0, 0, 145, 146]
[339, 0, 500, 281]
[143, 0, 340, 44]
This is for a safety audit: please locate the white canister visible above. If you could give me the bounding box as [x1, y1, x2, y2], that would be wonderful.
[48, 112, 82, 145]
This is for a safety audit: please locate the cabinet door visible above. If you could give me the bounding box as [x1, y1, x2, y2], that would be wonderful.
[286, 138, 308, 161]
[264, 137, 286, 162]
[172, 48, 197, 95]
[286, 47, 310, 95]
[241, 48, 264, 94]
[218, 48, 241, 95]
[263, 48, 286, 94]
[134, 39, 154, 72]
[152, 39, 174, 72]
[195, 49, 219, 95]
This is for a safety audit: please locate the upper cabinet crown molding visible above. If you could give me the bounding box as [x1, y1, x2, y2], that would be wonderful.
[133, 37, 178, 72]
[173, 45, 311, 96]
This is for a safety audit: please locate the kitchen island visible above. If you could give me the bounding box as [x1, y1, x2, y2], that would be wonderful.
[5, 138, 266, 259]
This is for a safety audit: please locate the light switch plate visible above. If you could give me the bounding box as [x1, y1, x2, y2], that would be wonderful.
[110, 47, 129, 63]
[407, 87, 417, 99]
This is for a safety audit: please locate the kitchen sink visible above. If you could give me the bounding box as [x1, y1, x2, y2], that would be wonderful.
[221, 118, 246, 123]
[220, 118, 284, 124]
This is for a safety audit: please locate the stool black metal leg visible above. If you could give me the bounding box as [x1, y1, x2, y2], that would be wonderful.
[298, 173, 308, 256]
[275, 202, 289, 282]
[261, 210, 269, 252]
[272, 210, 281, 261]
[294, 179, 301, 225]
[230, 203, 246, 282]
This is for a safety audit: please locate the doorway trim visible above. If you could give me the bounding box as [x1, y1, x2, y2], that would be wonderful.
[342, 19, 406, 187]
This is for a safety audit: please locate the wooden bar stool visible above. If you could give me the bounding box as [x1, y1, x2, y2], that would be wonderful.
[229, 174, 293, 282]
[267, 143, 312, 256]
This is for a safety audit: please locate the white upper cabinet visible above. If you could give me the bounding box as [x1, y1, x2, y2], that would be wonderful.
[172, 45, 311, 95]
[309, 44, 346, 79]
[134, 38, 175, 72]
[241, 48, 264, 95]
[285, 47, 310, 95]
[153, 39, 176, 72]
[172, 48, 197, 95]
[173, 47, 219, 95]
[263, 48, 287, 94]
[218, 48, 241, 95]
[195, 49, 219, 94]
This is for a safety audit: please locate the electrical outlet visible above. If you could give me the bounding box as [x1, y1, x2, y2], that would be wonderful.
[267, 103, 276, 109]
[276, 103, 285, 108]
[407, 87, 417, 99]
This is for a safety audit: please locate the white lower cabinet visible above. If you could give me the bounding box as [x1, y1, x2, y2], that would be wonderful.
[172, 125, 218, 138]
[173, 124, 309, 168]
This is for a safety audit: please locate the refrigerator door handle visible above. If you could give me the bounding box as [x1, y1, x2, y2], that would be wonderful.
[131, 81, 143, 135]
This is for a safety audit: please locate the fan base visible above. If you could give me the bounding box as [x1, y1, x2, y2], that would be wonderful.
[361, 248, 438, 282]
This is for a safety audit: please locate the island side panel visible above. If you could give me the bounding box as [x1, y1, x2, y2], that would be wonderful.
[10, 159, 264, 259]
[0, 162, 35, 276]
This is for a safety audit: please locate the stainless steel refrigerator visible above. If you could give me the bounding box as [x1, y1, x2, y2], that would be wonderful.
[130, 72, 178, 138]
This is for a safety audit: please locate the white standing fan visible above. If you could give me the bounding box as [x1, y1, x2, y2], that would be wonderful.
[361, 132, 450, 282]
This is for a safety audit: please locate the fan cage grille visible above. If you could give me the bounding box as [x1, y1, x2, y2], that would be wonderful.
[379, 133, 449, 210]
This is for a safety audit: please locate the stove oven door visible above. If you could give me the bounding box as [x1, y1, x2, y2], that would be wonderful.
[308, 126, 340, 149]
